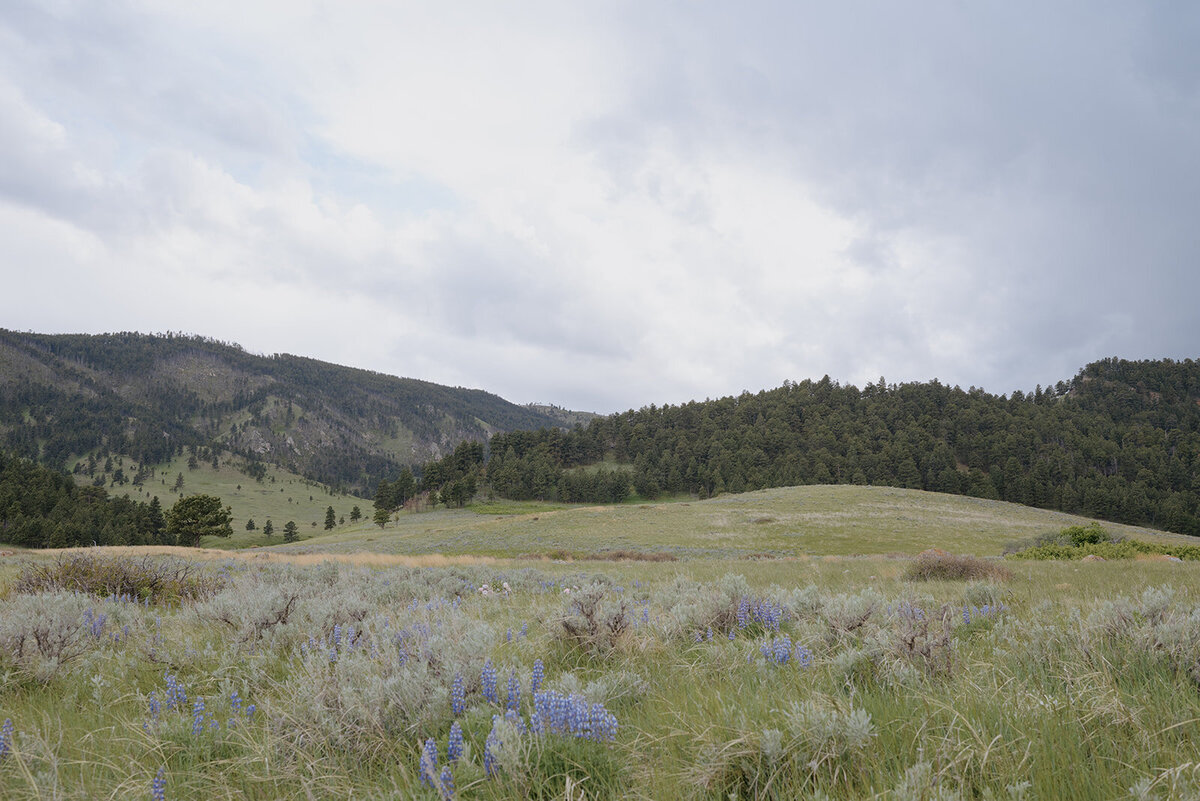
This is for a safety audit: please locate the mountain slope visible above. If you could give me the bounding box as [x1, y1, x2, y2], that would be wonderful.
[0, 329, 562, 492]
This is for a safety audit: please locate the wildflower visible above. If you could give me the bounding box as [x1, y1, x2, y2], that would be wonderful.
[447, 720, 464, 762]
[451, 673, 466, 716]
[504, 708, 528, 735]
[506, 628, 513, 643]
[520, 622, 528, 638]
[531, 690, 618, 741]
[144, 693, 161, 732]
[151, 767, 166, 801]
[192, 698, 206, 736]
[419, 737, 439, 788]
[506, 669, 521, 712]
[439, 765, 455, 799]
[482, 660, 498, 704]
[245, 704, 256, 721]
[484, 716, 502, 777]
[531, 659, 544, 696]
[163, 672, 186, 710]
[0, 718, 13, 758]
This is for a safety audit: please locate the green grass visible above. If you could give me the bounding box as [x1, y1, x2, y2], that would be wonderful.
[75, 453, 370, 549]
[285, 485, 1190, 559]
[4, 485, 1199, 799]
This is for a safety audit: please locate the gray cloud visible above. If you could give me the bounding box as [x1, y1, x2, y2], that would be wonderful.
[0, 2, 1197, 413]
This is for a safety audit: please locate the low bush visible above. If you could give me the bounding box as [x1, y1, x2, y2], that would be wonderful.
[1008, 539, 1200, 561]
[0, 592, 93, 680]
[11, 553, 225, 603]
[903, 552, 1012, 582]
[553, 583, 632, 657]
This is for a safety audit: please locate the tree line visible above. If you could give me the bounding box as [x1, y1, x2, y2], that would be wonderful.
[396, 358, 1200, 536]
[0, 451, 236, 548]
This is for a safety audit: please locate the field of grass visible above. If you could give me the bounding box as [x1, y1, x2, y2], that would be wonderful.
[287, 485, 1192, 559]
[2, 486, 1199, 799]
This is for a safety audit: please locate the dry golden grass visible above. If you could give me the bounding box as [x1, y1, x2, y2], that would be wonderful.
[56, 545, 495, 568]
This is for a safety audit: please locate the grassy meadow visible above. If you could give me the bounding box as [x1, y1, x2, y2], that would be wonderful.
[286, 485, 1192, 559]
[1, 486, 1199, 800]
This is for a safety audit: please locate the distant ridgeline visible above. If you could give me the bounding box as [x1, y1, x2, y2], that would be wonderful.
[407, 358, 1200, 536]
[0, 329, 560, 494]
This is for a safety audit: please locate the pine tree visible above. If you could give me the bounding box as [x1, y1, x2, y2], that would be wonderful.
[263, 519, 274, 538]
[324, 505, 336, 530]
[283, 520, 298, 542]
[349, 505, 361, 522]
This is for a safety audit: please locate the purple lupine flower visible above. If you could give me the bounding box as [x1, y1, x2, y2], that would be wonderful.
[531, 659, 544, 696]
[228, 690, 242, 729]
[419, 737, 439, 788]
[504, 708, 527, 735]
[482, 660, 498, 704]
[192, 698, 206, 736]
[484, 716, 502, 777]
[144, 693, 161, 732]
[447, 721, 464, 762]
[0, 718, 13, 758]
[506, 669, 520, 712]
[151, 767, 166, 801]
[530, 691, 618, 742]
[439, 765, 455, 799]
[451, 673, 466, 717]
[163, 673, 186, 710]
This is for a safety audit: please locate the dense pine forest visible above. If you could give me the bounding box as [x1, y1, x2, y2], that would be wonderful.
[409, 358, 1200, 536]
[0, 451, 172, 548]
[3, 328, 1198, 544]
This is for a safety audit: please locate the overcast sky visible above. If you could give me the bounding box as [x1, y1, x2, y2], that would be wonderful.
[1, 3, 1197, 413]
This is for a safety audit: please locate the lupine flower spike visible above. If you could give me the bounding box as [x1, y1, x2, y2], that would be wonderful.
[151, 767, 167, 801]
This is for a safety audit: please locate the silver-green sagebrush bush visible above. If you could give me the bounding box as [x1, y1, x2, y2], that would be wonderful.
[0, 593, 97, 681]
[2, 554, 1199, 800]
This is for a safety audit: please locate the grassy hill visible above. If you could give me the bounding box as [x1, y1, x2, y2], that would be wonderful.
[101, 453, 372, 548]
[265, 484, 1193, 559]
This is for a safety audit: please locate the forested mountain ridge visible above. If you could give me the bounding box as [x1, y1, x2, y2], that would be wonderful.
[412, 357, 1200, 536]
[0, 329, 561, 493]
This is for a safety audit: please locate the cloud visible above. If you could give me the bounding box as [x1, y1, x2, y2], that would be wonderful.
[0, 2, 1197, 413]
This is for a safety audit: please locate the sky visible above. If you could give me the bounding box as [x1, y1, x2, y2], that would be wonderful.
[1, 2, 1198, 414]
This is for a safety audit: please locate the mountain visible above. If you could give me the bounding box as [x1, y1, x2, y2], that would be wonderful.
[0, 329, 566, 493]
